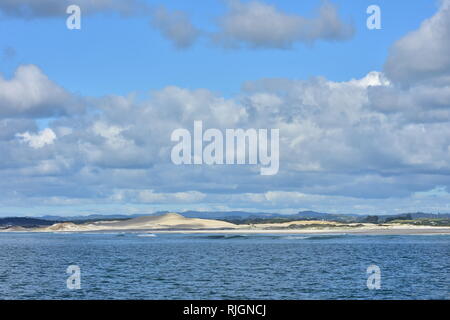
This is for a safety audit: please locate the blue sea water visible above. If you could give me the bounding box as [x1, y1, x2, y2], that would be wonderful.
[0, 232, 448, 300]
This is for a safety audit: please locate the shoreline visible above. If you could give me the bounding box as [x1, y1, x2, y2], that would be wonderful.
[151, 227, 450, 235]
[2, 226, 450, 235]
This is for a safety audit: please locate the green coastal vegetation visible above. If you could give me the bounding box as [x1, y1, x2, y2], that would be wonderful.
[387, 218, 450, 226]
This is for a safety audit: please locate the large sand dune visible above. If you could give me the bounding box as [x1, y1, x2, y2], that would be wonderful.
[39, 213, 238, 232]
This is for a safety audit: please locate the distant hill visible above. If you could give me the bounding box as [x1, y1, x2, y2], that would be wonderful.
[181, 210, 284, 220]
[0, 217, 56, 228]
[38, 214, 142, 222]
[38, 210, 295, 221]
[410, 212, 450, 219]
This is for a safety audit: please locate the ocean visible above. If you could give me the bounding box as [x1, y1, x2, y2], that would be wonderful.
[0, 233, 448, 300]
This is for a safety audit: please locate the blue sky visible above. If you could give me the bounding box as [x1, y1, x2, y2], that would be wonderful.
[1, 0, 436, 96]
[1, 0, 450, 217]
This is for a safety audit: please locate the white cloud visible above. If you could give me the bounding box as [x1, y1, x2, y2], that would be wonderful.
[16, 128, 56, 149]
[1, 62, 449, 214]
[150, 6, 200, 49]
[214, 0, 354, 49]
[0, 64, 83, 117]
[92, 122, 130, 150]
[2, 65, 450, 213]
[384, 0, 450, 84]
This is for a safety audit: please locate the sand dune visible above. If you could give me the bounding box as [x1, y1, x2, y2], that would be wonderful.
[38, 213, 238, 232]
[92, 212, 237, 230]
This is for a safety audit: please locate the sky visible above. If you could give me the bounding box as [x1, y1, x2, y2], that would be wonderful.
[0, 0, 450, 217]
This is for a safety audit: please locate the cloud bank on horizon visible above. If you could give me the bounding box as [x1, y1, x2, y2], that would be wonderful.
[0, 0, 450, 216]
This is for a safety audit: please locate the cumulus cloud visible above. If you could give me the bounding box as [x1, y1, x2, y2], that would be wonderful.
[150, 6, 200, 49]
[213, 0, 354, 48]
[0, 64, 84, 118]
[378, 0, 450, 124]
[384, 0, 450, 84]
[1, 65, 450, 214]
[367, 82, 450, 123]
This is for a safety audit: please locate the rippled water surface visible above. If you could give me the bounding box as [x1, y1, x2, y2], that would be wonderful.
[0, 233, 448, 299]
